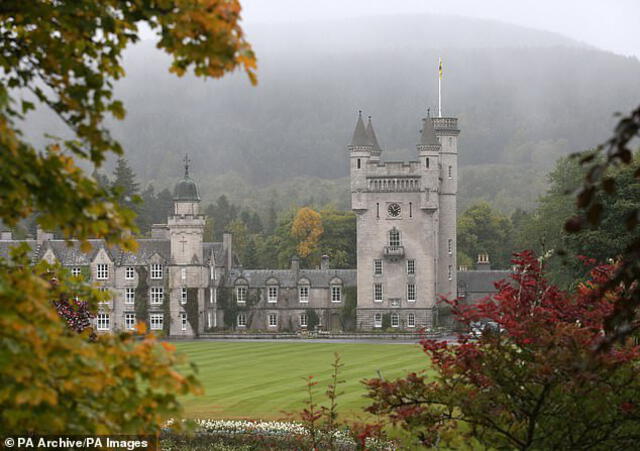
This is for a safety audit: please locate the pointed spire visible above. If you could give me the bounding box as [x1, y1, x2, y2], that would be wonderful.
[349, 110, 371, 147]
[365, 116, 382, 152]
[420, 109, 440, 146]
[183, 154, 191, 177]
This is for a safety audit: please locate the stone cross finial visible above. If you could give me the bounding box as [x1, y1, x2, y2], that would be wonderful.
[183, 154, 190, 177]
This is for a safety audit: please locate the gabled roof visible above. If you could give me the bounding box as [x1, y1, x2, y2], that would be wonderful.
[349, 111, 371, 147]
[119, 239, 171, 265]
[457, 270, 511, 293]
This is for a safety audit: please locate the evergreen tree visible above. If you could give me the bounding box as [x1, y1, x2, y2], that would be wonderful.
[112, 158, 140, 208]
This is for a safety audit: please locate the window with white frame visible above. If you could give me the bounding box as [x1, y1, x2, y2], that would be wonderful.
[236, 286, 247, 304]
[374, 259, 383, 275]
[181, 268, 187, 281]
[300, 313, 308, 327]
[150, 287, 164, 304]
[96, 264, 108, 280]
[96, 313, 110, 330]
[150, 264, 163, 280]
[407, 259, 415, 275]
[448, 238, 453, 255]
[125, 266, 135, 280]
[149, 313, 163, 330]
[71, 267, 81, 277]
[181, 287, 188, 304]
[389, 229, 400, 248]
[391, 312, 399, 328]
[299, 284, 309, 303]
[268, 313, 278, 327]
[374, 283, 383, 302]
[125, 288, 135, 304]
[125, 313, 136, 330]
[407, 284, 416, 302]
[373, 313, 382, 328]
[207, 311, 212, 328]
[448, 265, 453, 280]
[407, 313, 416, 328]
[180, 312, 187, 331]
[237, 313, 247, 327]
[331, 285, 342, 303]
[267, 285, 278, 303]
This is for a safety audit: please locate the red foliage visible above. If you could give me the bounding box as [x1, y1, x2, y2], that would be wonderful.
[364, 251, 640, 449]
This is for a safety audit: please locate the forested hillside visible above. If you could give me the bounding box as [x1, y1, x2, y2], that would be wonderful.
[21, 14, 640, 213]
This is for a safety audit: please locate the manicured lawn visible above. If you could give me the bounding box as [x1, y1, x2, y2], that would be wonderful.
[174, 341, 431, 420]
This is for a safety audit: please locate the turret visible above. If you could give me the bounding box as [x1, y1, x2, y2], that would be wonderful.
[434, 115, 460, 304]
[349, 111, 372, 210]
[417, 109, 441, 209]
[168, 155, 205, 265]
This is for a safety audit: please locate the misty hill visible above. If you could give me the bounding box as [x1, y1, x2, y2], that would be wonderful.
[23, 14, 640, 213]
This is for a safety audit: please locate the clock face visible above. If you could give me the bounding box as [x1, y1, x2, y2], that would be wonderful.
[387, 203, 401, 217]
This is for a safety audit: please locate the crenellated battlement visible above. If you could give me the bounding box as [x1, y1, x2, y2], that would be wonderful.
[432, 117, 460, 135]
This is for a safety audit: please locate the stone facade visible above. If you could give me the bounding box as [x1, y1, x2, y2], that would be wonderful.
[351, 112, 458, 330]
[0, 110, 508, 337]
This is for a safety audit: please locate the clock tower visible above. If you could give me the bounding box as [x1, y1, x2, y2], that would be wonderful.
[350, 110, 459, 330]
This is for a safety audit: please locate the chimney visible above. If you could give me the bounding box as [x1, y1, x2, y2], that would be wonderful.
[223, 232, 233, 269]
[320, 255, 330, 270]
[291, 255, 300, 272]
[1, 231, 11, 240]
[36, 227, 54, 245]
[151, 224, 169, 239]
[476, 253, 491, 270]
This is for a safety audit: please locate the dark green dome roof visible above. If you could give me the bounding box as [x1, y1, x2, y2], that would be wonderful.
[173, 175, 200, 201]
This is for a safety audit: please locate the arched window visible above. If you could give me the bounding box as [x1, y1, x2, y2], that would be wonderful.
[389, 228, 401, 248]
[373, 313, 382, 328]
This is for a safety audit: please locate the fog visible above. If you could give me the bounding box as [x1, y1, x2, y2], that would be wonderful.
[240, 0, 640, 58]
[22, 3, 640, 214]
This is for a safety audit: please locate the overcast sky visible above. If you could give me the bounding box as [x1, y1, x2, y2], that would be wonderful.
[241, 0, 640, 59]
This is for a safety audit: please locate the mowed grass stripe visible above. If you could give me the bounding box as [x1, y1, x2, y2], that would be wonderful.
[173, 342, 430, 419]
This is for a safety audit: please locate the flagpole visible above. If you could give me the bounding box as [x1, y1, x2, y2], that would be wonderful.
[438, 57, 442, 118]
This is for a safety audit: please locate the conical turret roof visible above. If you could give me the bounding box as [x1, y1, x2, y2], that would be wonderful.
[349, 111, 371, 147]
[366, 116, 382, 152]
[420, 110, 440, 146]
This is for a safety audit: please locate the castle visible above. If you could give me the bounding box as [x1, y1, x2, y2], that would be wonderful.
[0, 111, 508, 336]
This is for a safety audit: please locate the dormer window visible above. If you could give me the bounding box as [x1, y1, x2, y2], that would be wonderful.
[236, 286, 247, 304]
[71, 267, 81, 277]
[150, 264, 163, 280]
[330, 277, 343, 303]
[266, 279, 279, 303]
[298, 279, 310, 303]
[96, 264, 108, 280]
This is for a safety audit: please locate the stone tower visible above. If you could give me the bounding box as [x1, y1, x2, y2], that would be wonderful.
[351, 110, 459, 330]
[168, 156, 207, 336]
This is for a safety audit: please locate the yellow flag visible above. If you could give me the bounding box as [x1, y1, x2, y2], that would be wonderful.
[439, 59, 443, 80]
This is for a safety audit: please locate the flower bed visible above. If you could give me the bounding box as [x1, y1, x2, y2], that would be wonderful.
[162, 419, 395, 450]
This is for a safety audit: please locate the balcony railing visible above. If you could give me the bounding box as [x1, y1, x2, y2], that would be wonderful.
[383, 245, 405, 258]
